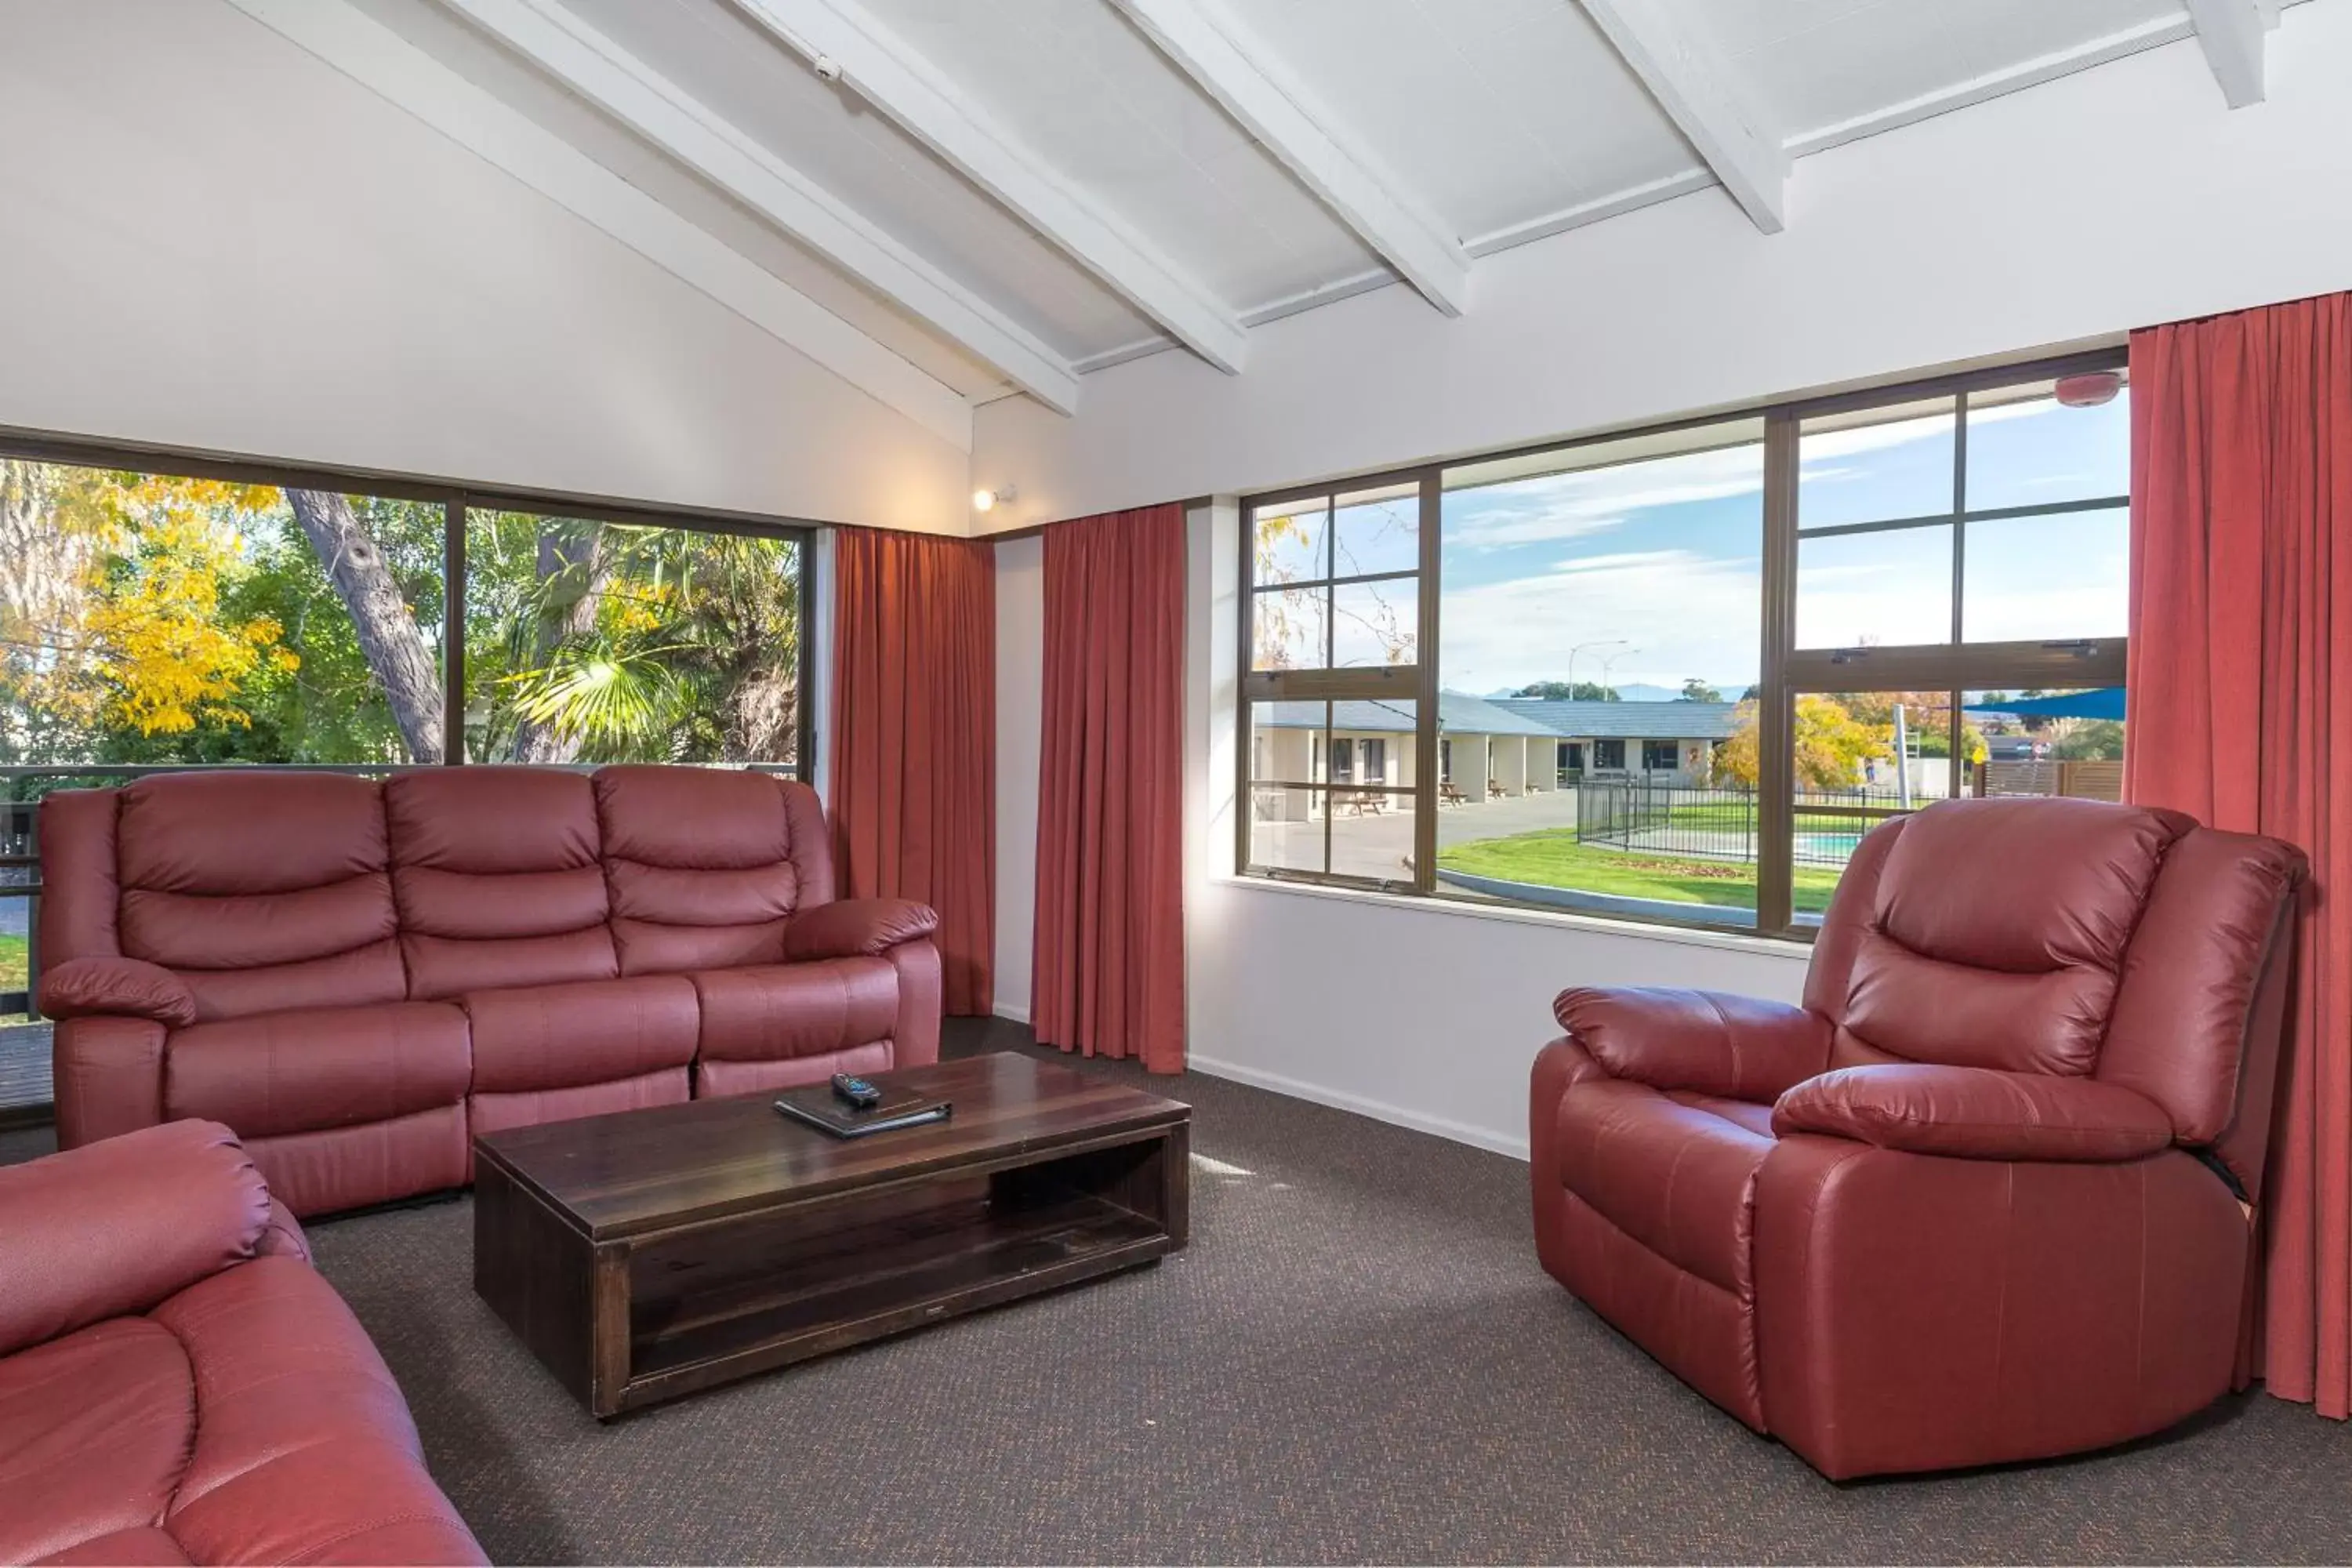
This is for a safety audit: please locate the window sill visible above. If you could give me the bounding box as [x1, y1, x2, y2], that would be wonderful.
[1203, 873, 1814, 962]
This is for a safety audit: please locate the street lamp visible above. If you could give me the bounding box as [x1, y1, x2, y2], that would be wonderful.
[1598, 646, 1642, 693]
[1566, 639, 1629, 695]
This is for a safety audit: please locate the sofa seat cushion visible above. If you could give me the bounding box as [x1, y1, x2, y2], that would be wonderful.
[1553, 1078, 1777, 1298]
[463, 976, 699, 1095]
[690, 959, 899, 1063]
[0, 1319, 194, 1566]
[165, 1003, 471, 1140]
[470, 1067, 690, 1145]
[243, 1105, 469, 1220]
[149, 1258, 485, 1566]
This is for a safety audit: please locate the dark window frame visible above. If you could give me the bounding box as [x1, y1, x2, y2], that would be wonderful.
[1236, 346, 2130, 941]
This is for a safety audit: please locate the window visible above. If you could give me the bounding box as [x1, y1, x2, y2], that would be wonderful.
[1240, 476, 1425, 888]
[0, 440, 812, 1109]
[1236, 350, 2128, 938]
[463, 510, 806, 768]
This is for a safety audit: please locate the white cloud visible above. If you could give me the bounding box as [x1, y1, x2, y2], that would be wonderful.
[1446, 445, 1766, 550]
[1440, 549, 1762, 695]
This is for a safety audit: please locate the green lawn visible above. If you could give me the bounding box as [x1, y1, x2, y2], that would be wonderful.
[0, 934, 24, 1003]
[1438, 828, 1842, 913]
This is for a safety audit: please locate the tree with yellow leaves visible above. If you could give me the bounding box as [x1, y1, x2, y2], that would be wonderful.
[1, 466, 295, 750]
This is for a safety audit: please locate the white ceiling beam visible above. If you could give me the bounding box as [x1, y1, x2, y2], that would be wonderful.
[730, 0, 1250, 375]
[1573, 0, 1788, 234]
[2186, 0, 2268, 107]
[223, 0, 972, 448]
[1107, 0, 1470, 318]
[439, 0, 1080, 415]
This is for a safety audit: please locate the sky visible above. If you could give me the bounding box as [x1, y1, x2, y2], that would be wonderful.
[1426, 387, 2132, 697]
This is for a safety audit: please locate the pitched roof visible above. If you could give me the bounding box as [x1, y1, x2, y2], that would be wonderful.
[1487, 699, 1741, 741]
[1256, 694, 1738, 740]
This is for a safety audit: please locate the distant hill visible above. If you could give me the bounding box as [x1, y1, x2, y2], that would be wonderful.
[1486, 681, 1725, 702]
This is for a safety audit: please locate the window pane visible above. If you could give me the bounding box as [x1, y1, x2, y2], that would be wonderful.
[1795, 524, 1953, 649]
[1784, 691, 1951, 920]
[1253, 500, 1327, 586]
[1251, 584, 1327, 671]
[463, 511, 802, 768]
[1332, 578, 1417, 667]
[1965, 375, 2129, 512]
[1798, 396, 1957, 529]
[1963, 688, 2126, 802]
[1246, 784, 1326, 875]
[1331, 481, 1417, 577]
[1961, 506, 2128, 643]
[1433, 422, 1762, 927]
[1439, 424, 1762, 703]
[1247, 699, 1416, 884]
[0, 459, 445, 767]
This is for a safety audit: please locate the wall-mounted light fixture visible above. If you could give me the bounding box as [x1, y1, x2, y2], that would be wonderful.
[972, 485, 1018, 514]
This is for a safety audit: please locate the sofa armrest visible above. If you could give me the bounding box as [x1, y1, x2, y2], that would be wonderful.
[1554, 986, 1831, 1102]
[38, 953, 197, 1027]
[784, 897, 941, 962]
[1771, 1064, 2175, 1161]
[0, 1120, 272, 1357]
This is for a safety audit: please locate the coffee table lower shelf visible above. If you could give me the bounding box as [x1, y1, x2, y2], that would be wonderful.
[475, 1123, 1188, 1417]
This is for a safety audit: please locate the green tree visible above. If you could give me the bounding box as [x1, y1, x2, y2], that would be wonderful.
[1715, 695, 1894, 790]
[1515, 680, 1617, 701]
[2052, 719, 2125, 760]
[1679, 678, 1723, 702]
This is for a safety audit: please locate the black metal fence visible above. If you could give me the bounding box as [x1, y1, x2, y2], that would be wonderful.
[1575, 782, 1923, 866]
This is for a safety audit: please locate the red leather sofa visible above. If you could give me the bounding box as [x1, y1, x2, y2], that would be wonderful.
[0, 1118, 483, 1565]
[1531, 797, 2306, 1478]
[36, 765, 942, 1216]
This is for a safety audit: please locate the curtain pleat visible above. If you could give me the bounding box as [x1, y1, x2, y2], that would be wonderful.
[2126, 293, 2352, 1416]
[829, 527, 996, 1016]
[1033, 505, 1186, 1072]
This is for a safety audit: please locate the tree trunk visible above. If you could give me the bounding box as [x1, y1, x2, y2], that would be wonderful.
[286, 488, 444, 764]
[504, 524, 606, 764]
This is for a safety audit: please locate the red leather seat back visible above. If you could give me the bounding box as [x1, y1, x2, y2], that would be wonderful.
[1813, 797, 2195, 1076]
[112, 773, 404, 1022]
[385, 768, 619, 999]
[2098, 826, 2305, 1194]
[593, 767, 834, 975]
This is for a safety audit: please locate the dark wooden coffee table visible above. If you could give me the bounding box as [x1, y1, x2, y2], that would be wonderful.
[471, 1052, 1190, 1417]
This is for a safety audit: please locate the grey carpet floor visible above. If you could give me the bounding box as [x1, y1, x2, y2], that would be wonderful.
[7, 1018, 2352, 1563]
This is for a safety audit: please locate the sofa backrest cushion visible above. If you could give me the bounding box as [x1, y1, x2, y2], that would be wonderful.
[1817, 797, 2194, 1076]
[594, 767, 833, 975]
[112, 772, 405, 1022]
[385, 768, 619, 1000]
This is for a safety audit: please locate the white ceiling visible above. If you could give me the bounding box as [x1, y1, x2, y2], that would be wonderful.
[252, 0, 2316, 434]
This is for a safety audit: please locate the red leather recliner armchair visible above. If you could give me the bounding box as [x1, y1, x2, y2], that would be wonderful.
[1530, 797, 2306, 1479]
[0, 1119, 483, 1564]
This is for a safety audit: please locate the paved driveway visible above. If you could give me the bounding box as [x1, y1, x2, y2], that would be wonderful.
[1252, 788, 1587, 880]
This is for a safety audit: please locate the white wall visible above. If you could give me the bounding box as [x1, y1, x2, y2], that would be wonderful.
[993, 536, 1045, 1022]
[975, 6, 2352, 527]
[0, 0, 970, 534]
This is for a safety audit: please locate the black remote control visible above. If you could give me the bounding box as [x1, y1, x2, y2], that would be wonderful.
[832, 1073, 883, 1109]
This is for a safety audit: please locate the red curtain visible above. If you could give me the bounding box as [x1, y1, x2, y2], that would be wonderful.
[1033, 505, 1187, 1073]
[829, 527, 996, 1015]
[2126, 293, 2352, 1416]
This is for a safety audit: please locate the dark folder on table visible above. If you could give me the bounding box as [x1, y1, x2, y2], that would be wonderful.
[772, 1083, 952, 1138]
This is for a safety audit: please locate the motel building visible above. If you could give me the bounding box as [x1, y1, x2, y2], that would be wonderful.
[1251, 695, 1740, 820]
